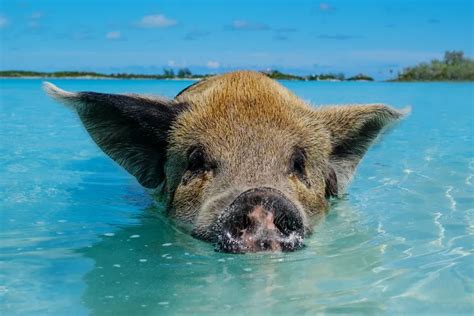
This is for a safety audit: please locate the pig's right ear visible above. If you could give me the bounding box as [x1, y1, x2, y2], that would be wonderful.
[43, 82, 188, 189]
[313, 104, 409, 194]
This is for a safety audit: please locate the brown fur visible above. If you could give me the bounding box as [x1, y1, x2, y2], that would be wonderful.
[167, 72, 330, 233]
[163, 71, 404, 236]
[44, 71, 406, 244]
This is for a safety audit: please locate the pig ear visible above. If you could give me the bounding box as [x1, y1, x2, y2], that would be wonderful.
[43, 82, 188, 189]
[315, 104, 409, 193]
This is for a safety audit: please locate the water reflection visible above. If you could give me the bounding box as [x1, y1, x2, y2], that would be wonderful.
[78, 199, 386, 315]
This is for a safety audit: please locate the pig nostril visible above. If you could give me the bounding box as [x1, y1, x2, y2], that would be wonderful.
[274, 213, 293, 236]
[224, 213, 251, 238]
[213, 187, 305, 253]
[273, 213, 284, 231]
[261, 240, 272, 250]
[242, 216, 250, 230]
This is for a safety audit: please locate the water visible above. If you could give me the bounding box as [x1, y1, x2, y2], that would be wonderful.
[1, 79, 473, 315]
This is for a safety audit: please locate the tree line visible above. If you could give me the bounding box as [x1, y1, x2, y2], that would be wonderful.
[262, 70, 373, 81]
[0, 69, 374, 81]
[2, 51, 472, 81]
[0, 68, 208, 79]
[394, 51, 474, 81]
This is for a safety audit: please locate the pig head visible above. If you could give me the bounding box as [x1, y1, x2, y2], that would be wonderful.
[44, 71, 407, 253]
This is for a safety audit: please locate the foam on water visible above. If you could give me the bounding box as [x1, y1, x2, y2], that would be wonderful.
[1, 79, 473, 315]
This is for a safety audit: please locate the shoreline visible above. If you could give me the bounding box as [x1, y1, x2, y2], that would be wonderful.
[0, 70, 376, 82]
[0, 76, 375, 82]
[1, 77, 472, 83]
[0, 76, 202, 80]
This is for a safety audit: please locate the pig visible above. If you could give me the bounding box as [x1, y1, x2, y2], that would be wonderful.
[44, 70, 407, 253]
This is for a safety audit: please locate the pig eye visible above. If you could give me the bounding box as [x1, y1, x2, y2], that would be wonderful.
[290, 148, 306, 174]
[187, 147, 211, 172]
[290, 148, 309, 186]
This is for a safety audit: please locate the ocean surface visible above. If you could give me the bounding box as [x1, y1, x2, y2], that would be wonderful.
[1, 79, 473, 315]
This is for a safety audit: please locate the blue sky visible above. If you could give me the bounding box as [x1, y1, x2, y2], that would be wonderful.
[0, 0, 472, 79]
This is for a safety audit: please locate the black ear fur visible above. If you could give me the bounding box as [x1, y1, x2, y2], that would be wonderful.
[315, 104, 409, 193]
[44, 83, 188, 188]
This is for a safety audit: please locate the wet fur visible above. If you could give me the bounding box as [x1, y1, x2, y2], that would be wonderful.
[44, 71, 406, 241]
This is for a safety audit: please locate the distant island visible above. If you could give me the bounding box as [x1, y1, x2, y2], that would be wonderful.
[0, 68, 374, 82]
[0, 68, 212, 80]
[392, 51, 474, 81]
[263, 70, 374, 81]
[1, 50, 472, 82]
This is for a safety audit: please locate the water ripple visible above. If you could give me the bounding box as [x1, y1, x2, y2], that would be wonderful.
[431, 212, 446, 247]
[445, 186, 457, 211]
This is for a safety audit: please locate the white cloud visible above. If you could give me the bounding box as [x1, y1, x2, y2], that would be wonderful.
[71, 29, 95, 40]
[317, 3, 336, 12]
[229, 20, 269, 31]
[28, 11, 44, 28]
[106, 31, 122, 40]
[206, 60, 220, 68]
[167, 60, 176, 67]
[183, 30, 210, 40]
[0, 15, 9, 28]
[31, 12, 44, 19]
[138, 14, 177, 28]
[319, 3, 330, 10]
[233, 20, 249, 29]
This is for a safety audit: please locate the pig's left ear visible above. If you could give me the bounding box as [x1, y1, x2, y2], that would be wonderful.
[314, 104, 409, 193]
[43, 82, 188, 189]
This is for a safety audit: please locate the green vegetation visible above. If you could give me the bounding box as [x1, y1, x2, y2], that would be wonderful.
[0, 69, 212, 80]
[306, 72, 346, 81]
[262, 70, 303, 80]
[0, 69, 372, 81]
[347, 74, 374, 81]
[177, 68, 192, 78]
[263, 70, 372, 81]
[394, 51, 474, 81]
[3, 52, 472, 82]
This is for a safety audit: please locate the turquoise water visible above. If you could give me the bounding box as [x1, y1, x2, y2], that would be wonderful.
[1, 79, 473, 315]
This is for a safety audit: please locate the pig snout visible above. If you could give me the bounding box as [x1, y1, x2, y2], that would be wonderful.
[214, 187, 305, 253]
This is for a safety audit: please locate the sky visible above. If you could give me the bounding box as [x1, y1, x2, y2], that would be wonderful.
[0, 0, 472, 79]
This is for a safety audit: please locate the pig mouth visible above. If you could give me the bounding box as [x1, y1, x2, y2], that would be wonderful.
[210, 187, 305, 253]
